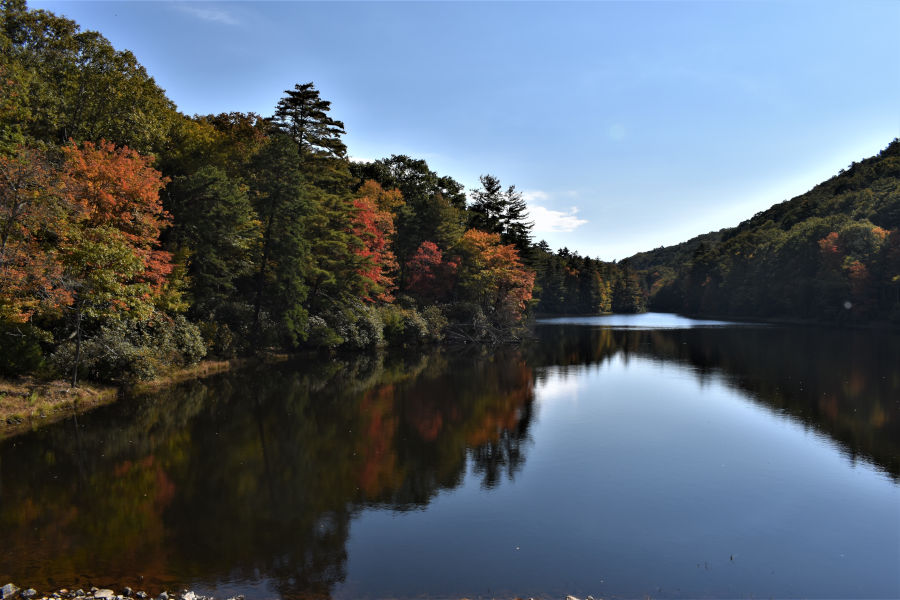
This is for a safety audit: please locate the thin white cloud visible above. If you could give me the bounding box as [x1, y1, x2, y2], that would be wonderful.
[522, 190, 549, 202]
[349, 156, 374, 164]
[176, 4, 239, 26]
[522, 190, 589, 233]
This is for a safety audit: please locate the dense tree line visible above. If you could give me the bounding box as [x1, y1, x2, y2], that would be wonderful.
[532, 244, 645, 314]
[0, 1, 644, 383]
[15, 0, 891, 386]
[623, 140, 900, 323]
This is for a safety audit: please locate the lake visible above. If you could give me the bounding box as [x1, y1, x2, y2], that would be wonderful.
[2, 313, 898, 599]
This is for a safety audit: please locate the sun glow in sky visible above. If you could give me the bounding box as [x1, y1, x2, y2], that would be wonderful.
[32, 0, 900, 260]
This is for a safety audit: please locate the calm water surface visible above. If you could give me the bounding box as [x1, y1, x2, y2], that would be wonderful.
[2, 314, 898, 599]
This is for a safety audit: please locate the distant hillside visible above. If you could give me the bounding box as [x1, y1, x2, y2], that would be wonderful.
[620, 230, 725, 272]
[623, 139, 900, 323]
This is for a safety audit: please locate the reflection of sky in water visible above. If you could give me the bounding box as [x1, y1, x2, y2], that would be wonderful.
[338, 354, 899, 599]
[533, 369, 584, 403]
[536, 311, 757, 328]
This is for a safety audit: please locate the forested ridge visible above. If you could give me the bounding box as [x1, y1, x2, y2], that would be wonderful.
[624, 139, 900, 323]
[0, 1, 643, 384]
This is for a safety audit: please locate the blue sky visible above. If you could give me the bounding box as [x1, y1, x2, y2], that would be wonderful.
[32, 1, 900, 260]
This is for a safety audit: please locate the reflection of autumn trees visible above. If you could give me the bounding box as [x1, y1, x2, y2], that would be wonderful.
[531, 324, 900, 479]
[7, 323, 892, 598]
[0, 349, 535, 597]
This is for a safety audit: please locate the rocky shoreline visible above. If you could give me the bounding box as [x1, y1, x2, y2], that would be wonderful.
[1, 585, 242, 600]
[2, 585, 600, 600]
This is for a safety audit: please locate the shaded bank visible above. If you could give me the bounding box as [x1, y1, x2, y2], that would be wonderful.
[0, 359, 252, 441]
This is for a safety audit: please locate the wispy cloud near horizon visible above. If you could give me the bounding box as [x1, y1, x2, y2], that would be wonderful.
[175, 3, 239, 26]
[522, 190, 589, 233]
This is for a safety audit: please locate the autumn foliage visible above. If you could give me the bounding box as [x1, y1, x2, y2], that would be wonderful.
[352, 181, 401, 302]
[0, 146, 71, 321]
[456, 229, 535, 321]
[405, 231, 535, 322]
[0, 140, 173, 327]
[61, 140, 173, 293]
[405, 241, 459, 302]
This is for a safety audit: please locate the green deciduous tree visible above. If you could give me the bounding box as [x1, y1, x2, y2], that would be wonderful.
[2, 0, 176, 152]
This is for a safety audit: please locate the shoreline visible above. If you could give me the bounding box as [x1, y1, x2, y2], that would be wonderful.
[0, 585, 242, 600]
[538, 309, 900, 331]
[674, 310, 900, 330]
[0, 585, 581, 600]
[4, 311, 894, 440]
[0, 358, 252, 441]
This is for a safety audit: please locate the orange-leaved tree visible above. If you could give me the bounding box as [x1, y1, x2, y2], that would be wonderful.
[60, 140, 172, 385]
[455, 229, 535, 323]
[0, 145, 73, 322]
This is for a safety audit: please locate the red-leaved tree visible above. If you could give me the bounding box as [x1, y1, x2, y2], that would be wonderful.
[405, 241, 459, 303]
[352, 181, 401, 302]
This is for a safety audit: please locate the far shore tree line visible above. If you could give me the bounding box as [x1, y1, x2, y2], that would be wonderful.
[623, 140, 900, 323]
[0, 1, 646, 384]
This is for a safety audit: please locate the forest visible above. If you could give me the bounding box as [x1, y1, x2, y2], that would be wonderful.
[1, 0, 897, 388]
[623, 140, 900, 322]
[0, 1, 646, 384]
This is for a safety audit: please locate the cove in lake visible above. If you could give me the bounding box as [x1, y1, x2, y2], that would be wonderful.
[1, 314, 898, 599]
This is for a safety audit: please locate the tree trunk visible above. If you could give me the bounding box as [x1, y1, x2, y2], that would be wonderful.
[71, 304, 82, 387]
[253, 209, 276, 332]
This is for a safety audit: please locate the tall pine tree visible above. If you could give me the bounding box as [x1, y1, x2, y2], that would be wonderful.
[468, 174, 533, 259]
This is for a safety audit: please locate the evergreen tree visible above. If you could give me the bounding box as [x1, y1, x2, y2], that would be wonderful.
[268, 83, 368, 335]
[468, 174, 533, 259]
[501, 184, 533, 260]
[272, 82, 350, 191]
[166, 166, 260, 320]
[247, 134, 312, 345]
[468, 174, 505, 235]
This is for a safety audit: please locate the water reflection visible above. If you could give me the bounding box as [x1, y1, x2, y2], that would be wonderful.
[530, 321, 900, 480]
[0, 350, 535, 596]
[1, 319, 897, 598]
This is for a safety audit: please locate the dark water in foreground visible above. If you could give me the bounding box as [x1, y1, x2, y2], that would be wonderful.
[1, 314, 898, 599]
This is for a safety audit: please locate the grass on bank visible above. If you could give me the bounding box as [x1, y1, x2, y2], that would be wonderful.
[0, 359, 244, 441]
[0, 377, 117, 438]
